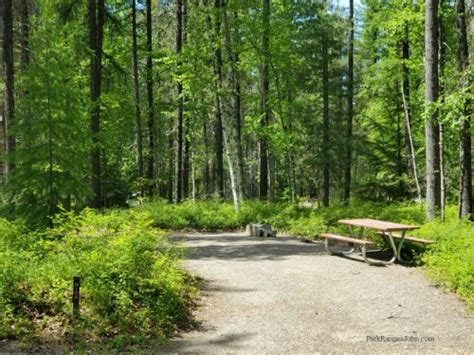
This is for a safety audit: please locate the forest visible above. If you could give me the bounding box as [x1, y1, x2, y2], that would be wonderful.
[0, 0, 473, 351]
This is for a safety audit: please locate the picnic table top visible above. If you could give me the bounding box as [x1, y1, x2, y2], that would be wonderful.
[337, 218, 419, 232]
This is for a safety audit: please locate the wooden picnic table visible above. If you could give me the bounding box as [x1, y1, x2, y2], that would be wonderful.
[324, 218, 420, 265]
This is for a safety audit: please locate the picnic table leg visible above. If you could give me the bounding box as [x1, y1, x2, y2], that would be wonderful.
[379, 231, 411, 263]
[361, 231, 397, 265]
[324, 226, 361, 255]
[324, 237, 355, 255]
[345, 226, 362, 254]
[393, 231, 411, 263]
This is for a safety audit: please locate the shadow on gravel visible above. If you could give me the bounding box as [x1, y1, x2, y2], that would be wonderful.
[160, 331, 255, 353]
[173, 234, 403, 264]
[173, 234, 327, 261]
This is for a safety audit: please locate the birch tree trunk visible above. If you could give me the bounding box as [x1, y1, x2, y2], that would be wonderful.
[221, 0, 243, 211]
[223, 1, 243, 204]
[213, 0, 224, 198]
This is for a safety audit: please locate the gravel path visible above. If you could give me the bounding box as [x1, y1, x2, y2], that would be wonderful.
[161, 232, 474, 354]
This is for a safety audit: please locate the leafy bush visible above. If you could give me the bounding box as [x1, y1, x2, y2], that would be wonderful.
[421, 219, 474, 310]
[137, 199, 283, 230]
[0, 209, 195, 348]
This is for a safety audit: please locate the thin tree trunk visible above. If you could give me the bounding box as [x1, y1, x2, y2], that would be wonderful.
[343, 0, 354, 204]
[3, 0, 15, 176]
[456, 0, 473, 220]
[183, 136, 190, 198]
[88, 0, 105, 208]
[397, 110, 404, 196]
[19, 0, 29, 68]
[424, 0, 441, 220]
[223, 1, 243, 206]
[322, 31, 330, 207]
[45, 76, 54, 225]
[439, 0, 446, 220]
[401, 23, 422, 204]
[132, 0, 144, 180]
[259, 0, 270, 199]
[0, 2, 3, 180]
[211, 0, 224, 198]
[176, 0, 184, 202]
[401, 84, 422, 204]
[191, 151, 196, 202]
[203, 119, 211, 198]
[167, 134, 174, 202]
[182, 0, 190, 199]
[234, 10, 245, 199]
[145, 0, 156, 192]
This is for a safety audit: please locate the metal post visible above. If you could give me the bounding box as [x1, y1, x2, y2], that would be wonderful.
[73, 276, 80, 318]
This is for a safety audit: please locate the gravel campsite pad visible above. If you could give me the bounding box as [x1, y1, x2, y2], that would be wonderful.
[162, 232, 474, 354]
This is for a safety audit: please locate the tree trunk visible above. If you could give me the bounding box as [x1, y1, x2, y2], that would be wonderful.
[19, 0, 29, 68]
[132, 0, 144, 181]
[439, 0, 447, 220]
[145, 0, 156, 192]
[230, 9, 245, 200]
[322, 31, 330, 207]
[401, 23, 422, 204]
[203, 119, 211, 198]
[176, 0, 184, 202]
[222, 0, 243, 211]
[3, 0, 15, 176]
[259, 0, 270, 199]
[456, 0, 473, 220]
[167, 134, 174, 202]
[183, 134, 190, 199]
[343, 0, 354, 204]
[424, 0, 441, 220]
[182, 0, 190, 199]
[211, 0, 224, 198]
[88, 0, 105, 208]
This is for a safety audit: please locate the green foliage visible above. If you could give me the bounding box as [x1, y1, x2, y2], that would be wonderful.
[137, 199, 283, 230]
[421, 219, 474, 310]
[0, 210, 195, 348]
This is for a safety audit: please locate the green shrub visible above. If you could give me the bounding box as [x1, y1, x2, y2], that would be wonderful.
[421, 219, 474, 310]
[0, 210, 195, 347]
[138, 199, 283, 230]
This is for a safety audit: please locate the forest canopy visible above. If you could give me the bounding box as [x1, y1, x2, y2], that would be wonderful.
[0, 0, 472, 224]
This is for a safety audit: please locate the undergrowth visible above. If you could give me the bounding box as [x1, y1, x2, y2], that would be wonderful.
[0, 209, 196, 349]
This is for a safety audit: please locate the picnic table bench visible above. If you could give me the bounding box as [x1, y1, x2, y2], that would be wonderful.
[321, 218, 435, 266]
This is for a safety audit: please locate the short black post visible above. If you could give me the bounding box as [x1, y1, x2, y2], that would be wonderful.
[73, 276, 80, 319]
